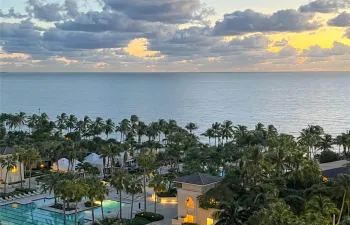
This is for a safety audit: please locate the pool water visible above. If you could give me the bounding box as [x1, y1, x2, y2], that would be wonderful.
[0, 199, 126, 225]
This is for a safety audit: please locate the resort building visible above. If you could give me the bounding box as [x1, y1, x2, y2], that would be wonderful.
[172, 172, 222, 225]
[0, 147, 24, 188]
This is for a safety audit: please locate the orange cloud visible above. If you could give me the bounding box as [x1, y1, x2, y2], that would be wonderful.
[56, 57, 78, 64]
[124, 38, 165, 59]
[94, 62, 106, 68]
[298, 57, 307, 64]
[0, 52, 30, 59]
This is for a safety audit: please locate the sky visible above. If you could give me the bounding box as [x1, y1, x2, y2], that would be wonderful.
[0, 0, 350, 72]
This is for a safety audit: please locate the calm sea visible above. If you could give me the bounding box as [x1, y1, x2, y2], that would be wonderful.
[0, 72, 349, 136]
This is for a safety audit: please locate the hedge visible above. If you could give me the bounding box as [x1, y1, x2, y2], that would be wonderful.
[135, 212, 164, 222]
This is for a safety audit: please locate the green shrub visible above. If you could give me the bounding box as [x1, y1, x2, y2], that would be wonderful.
[15, 188, 36, 194]
[84, 201, 100, 207]
[319, 150, 340, 163]
[157, 191, 176, 197]
[135, 212, 164, 222]
[50, 203, 75, 211]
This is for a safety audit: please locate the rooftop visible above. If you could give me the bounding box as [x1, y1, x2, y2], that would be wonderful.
[0, 146, 15, 155]
[175, 172, 223, 185]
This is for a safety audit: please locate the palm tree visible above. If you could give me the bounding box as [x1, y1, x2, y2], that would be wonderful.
[202, 128, 215, 145]
[137, 149, 156, 212]
[221, 120, 233, 143]
[95, 179, 110, 220]
[85, 177, 109, 222]
[334, 135, 344, 154]
[101, 142, 122, 173]
[26, 114, 39, 134]
[0, 154, 18, 193]
[24, 148, 40, 188]
[317, 134, 333, 153]
[126, 175, 143, 219]
[104, 119, 115, 138]
[16, 146, 26, 188]
[213, 201, 244, 225]
[212, 122, 221, 146]
[136, 121, 147, 144]
[119, 119, 131, 142]
[306, 195, 338, 218]
[111, 169, 130, 220]
[66, 114, 78, 133]
[37, 172, 63, 205]
[185, 122, 198, 134]
[66, 179, 89, 225]
[335, 174, 350, 224]
[56, 113, 68, 134]
[15, 112, 26, 131]
[149, 173, 166, 214]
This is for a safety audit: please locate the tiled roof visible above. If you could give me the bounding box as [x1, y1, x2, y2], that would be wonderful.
[175, 172, 222, 185]
[322, 167, 350, 179]
[0, 146, 15, 155]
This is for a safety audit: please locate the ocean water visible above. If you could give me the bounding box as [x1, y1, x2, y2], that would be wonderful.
[0, 72, 349, 136]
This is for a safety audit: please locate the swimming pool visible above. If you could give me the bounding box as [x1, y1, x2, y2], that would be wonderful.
[0, 198, 126, 225]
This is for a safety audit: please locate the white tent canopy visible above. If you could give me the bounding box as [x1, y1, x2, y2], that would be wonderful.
[52, 158, 81, 172]
[83, 153, 110, 167]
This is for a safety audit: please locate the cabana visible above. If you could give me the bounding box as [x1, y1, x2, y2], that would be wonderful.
[52, 158, 81, 172]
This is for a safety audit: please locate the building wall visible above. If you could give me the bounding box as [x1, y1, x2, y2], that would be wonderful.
[176, 183, 218, 225]
[0, 161, 24, 184]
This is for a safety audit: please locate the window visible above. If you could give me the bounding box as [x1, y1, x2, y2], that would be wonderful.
[186, 197, 194, 208]
[207, 218, 214, 225]
[184, 214, 194, 223]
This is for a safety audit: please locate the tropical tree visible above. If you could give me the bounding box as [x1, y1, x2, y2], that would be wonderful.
[104, 119, 115, 138]
[136, 149, 156, 212]
[0, 154, 18, 193]
[111, 169, 130, 220]
[335, 174, 350, 224]
[185, 122, 198, 134]
[37, 172, 63, 204]
[149, 173, 166, 214]
[70, 179, 89, 225]
[66, 114, 78, 133]
[317, 134, 333, 153]
[213, 201, 245, 225]
[85, 177, 109, 222]
[24, 148, 41, 188]
[306, 195, 338, 221]
[126, 175, 143, 219]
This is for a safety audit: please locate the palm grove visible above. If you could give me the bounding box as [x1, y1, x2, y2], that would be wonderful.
[1, 112, 350, 225]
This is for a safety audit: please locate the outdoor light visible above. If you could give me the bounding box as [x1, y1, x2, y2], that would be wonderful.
[40, 164, 45, 169]
[11, 166, 18, 173]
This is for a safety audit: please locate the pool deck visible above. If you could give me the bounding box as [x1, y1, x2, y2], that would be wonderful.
[1, 185, 177, 224]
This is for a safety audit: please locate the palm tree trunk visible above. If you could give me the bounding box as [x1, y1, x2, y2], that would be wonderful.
[19, 162, 23, 189]
[143, 171, 147, 212]
[154, 193, 157, 214]
[130, 194, 134, 219]
[337, 191, 347, 225]
[29, 167, 32, 188]
[91, 197, 95, 221]
[119, 189, 122, 220]
[101, 201, 104, 219]
[63, 200, 67, 225]
[4, 171, 8, 193]
[74, 202, 78, 225]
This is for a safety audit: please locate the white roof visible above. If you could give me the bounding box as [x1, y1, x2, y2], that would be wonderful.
[52, 158, 81, 171]
[83, 153, 109, 167]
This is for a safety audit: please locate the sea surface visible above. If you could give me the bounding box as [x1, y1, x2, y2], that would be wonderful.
[0, 72, 349, 136]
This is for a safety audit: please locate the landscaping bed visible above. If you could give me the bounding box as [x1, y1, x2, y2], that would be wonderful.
[135, 212, 164, 222]
[50, 203, 75, 211]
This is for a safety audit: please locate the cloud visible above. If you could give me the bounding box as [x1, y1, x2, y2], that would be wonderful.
[298, 0, 350, 13]
[302, 41, 350, 58]
[327, 12, 350, 27]
[0, 7, 27, 19]
[26, 0, 65, 22]
[213, 9, 321, 36]
[346, 28, 350, 37]
[65, 0, 80, 18]
[273, 38, 289, 47]
[102, 0, 214, 24]
[55, 10, 168, 34]
[55, 57, 78, 64]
